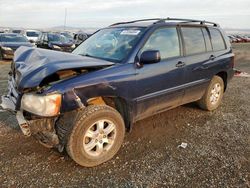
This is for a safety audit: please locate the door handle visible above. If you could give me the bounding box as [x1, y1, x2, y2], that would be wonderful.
[210, 55, 216, 60]
[176, 61, 186, 68]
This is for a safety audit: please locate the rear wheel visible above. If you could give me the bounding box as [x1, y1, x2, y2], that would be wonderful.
[66, 105, 125, 167]
[198, 75, 224, 111]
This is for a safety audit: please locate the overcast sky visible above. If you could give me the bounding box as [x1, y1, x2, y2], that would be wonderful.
[0, 0, 250, 29]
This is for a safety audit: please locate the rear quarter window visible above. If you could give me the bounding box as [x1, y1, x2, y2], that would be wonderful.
[181, 27, 206, 55]
[209, 28, 226, 51]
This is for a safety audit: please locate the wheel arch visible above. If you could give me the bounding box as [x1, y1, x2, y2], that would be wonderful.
[87, 96, 132, 131]
[216, 71, 228, 91]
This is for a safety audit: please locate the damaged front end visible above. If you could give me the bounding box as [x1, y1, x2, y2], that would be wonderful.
[17, 112, 59, 149]
[1, 46, 115, 150]
[0, 75, 63, 149]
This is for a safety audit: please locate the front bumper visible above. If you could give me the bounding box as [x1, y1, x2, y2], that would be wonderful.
[1, 75, 21, 111]
[1, 49, 14, 59]
[1, 95, 59, 147]
[1, 95, 31, 136]
[1, 95, 16, 111]
[1, 77, 60, 148]
[53, 46, 74, 52]
[2, 53, 14, 59]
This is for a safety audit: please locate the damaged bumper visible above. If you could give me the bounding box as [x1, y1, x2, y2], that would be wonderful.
[1, 97, 60, 147]
[1, 95, 16, 111]
[1, 94, 30, 136]
[1, 78, 60, 148]
[1, 75, 21, 111]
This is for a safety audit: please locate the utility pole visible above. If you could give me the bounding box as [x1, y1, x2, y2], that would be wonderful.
[64, 8, 67, 31]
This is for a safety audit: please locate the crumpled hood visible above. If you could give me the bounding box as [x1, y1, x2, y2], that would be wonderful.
[13, 46, 115, 91]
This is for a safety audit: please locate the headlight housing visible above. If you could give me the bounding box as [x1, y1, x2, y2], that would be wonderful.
[71, 44, 76, 48]
[2, 46, 12, 51]
[21, 93, 62, 117]
[52, 45, 61, 50]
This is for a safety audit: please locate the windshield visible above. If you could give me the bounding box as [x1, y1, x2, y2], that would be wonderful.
[26, 31, 40, 37]
[12, 30, 22, 34]
[61, 32, 73, 39]
[48, 34, 70, 43]
[0, 34, 28, 42]
[72, 27, 145, 62]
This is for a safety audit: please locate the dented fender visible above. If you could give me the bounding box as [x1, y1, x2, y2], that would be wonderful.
[43, 63, 137, 115]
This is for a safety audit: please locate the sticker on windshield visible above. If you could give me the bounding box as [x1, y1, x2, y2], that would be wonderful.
[120, 30, 141, 35]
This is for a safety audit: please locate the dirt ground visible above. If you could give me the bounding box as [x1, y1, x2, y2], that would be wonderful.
[0, 43, 249, 187]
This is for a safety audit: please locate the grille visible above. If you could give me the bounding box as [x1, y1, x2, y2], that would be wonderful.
[61, 46, 72, 52]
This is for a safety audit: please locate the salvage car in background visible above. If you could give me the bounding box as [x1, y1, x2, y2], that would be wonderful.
[36, 32, 75, 52]
[0, 33, 34, 60]
[60, 32, 74, 43]
[23, 30, 41, 43]
[11, 29, 23, 34]
[1, 18, 234, 167]
[232, 35, 250, 43]
[228, 35, 238, 43]
[73, 32, 90, 47]
[242, 35, 250, 42]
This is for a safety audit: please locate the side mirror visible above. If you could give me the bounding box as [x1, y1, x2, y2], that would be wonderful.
[140, 50, 161, 65]
[78, 34, 87, 41]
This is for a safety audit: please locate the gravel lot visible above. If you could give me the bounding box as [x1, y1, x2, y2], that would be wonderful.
[0, 43, 249, 187]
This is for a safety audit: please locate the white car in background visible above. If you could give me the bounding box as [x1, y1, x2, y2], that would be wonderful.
[23, 30, 41, 43]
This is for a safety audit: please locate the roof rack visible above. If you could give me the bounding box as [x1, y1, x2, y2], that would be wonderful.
[110, 18, 163, 26]
[110, 17, 219, 27]
[157, 17, 219, 27]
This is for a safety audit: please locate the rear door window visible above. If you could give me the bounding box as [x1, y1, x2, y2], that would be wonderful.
[181, 27, 206, 55]
[44, 34, 48, 41]
[41, 34, 45, 41]
[209, 28, 226, 51]
[141, 27, 180, 59]
[38, 34, 43, 41]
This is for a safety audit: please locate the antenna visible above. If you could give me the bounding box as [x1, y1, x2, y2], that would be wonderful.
[64, 8, 67, 31]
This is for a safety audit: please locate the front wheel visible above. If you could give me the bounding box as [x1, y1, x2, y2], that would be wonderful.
[198, 75, 224, 111]
[66, 105, 125, 167]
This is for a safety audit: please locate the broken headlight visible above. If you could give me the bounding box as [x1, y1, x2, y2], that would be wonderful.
[21, 93, 61, 116]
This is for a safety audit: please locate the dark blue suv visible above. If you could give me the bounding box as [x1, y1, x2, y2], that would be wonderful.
[1, 18, 234, 167]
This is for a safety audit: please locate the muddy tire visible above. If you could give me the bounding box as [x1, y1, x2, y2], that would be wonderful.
[66, 105, 125, 167]
[198, 75, 224, 111]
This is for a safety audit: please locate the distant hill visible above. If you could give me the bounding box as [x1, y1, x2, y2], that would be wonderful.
[45, 26, 100, 33]
[225, 28, 250, 34]
[0, 25, 100, 34]
[1, 25, 250, 35]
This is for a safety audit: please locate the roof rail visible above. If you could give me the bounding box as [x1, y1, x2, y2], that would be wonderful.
[157, 17, 219, 27]
[109, 17, 219, 27]
[110, 18, 163, 26]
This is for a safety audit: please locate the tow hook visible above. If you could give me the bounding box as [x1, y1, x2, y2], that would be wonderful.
[16, 111, 31, 136]
[19, 123, 31, 136]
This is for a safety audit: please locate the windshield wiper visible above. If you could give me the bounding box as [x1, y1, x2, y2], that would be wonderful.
[80, 53, 95, 58]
